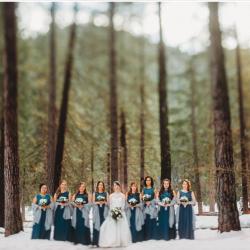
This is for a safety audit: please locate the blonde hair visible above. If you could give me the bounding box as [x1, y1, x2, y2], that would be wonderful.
[183, 179, 191, 191]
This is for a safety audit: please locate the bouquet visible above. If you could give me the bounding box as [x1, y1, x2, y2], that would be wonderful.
[128, 198, 139, 207]
[74, 197, 85, 206]
[142, 194, 152, 202]
[162, 197, 171, 210]
[96, 195, 106, 207]
[96, 195, 106, 202]
[111, 207, 123, 221]
[57, 196, 68, 204]
[180, 196, 189, 207]
[39, 198, 48, 210]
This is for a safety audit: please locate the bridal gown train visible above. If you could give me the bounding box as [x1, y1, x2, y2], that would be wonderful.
[99, 191, 132, 247]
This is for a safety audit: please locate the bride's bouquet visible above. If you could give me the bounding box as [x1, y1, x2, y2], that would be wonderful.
[128, 198, 139, 207]
[142, 194, 152, 202]
[111, 207, 123, 221]
[180, 196, 189, 207]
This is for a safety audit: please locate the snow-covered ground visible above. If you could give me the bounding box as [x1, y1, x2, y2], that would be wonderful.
[0, 227, 250, 250]
[1, 206, 250, 250]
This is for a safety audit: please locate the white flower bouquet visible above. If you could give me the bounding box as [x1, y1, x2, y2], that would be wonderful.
[111, 207, 123, 221]
[143, 194, 152, 202]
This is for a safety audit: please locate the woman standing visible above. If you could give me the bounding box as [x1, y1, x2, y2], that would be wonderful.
[126, 182, 144, 243]
[177, 179, 196, 239]
[53, 180, 72, 241]
[157, 179, 176, 240]
[92, 181, 109, 246]
[142, 176, 158, 240]
[71, 182, 91, 245]
[31, 184, 53, 240]
[99, 181, 132, 247]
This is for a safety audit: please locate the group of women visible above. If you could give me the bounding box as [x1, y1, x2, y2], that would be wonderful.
[31, 176, 196, 247]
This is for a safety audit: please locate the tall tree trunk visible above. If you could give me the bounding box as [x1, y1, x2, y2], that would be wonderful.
[91, 144, 94, 193]
[54, 5, 78, 191]
[107, 152, 111, 193]
[47, 2, 57, 194]
[120, 110, 128, 190]
[139, 36, 145, 186]
[109, 2, 119, 184]
[208, 2, 240, 232]
[189, 58, 202, 215]
[3, 2, 23, 236]
[0, 64, 4, 228]
[234, 26, 249, 213]
[158, 2, 171, 180]
[209, 164, 216, 213]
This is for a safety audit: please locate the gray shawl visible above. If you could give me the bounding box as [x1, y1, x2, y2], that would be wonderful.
[32, 203, 53, 231]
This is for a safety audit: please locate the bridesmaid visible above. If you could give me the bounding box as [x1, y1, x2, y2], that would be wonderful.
[92, 181, 109, 246]
[31, 183, 53, 240]
[177, 179, 196, 239]
[142, 176, 158, 240]
[53, 180, 72, 241]
[71, 182, 91, 245]
[126, 182, 144, 243]
[157, 179, 176, 240]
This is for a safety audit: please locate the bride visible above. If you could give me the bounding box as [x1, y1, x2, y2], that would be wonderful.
[99, 181, 132, 247]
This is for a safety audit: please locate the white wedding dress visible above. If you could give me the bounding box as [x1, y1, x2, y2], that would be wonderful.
[99, 191, 132, 247]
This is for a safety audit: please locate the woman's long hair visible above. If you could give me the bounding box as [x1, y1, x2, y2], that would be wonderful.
[55, 180, 67, 197]
[75, 182, 88, 196]
[96, 181, 105, 193]
[127, 182, 139, 196]
[159, 178, 174, 199]
[143, 176, 154, 188]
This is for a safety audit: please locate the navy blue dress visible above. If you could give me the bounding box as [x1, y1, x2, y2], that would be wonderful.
[178, 191, 194, 239]
[158, 190, 176, 240]
[92, 192, 107, 246]
[142, 187, 157, 240]
[31, 193, 51, 240]
[72, 193, 91, 245]
[127, 192, 143, 243]
[54, 191, 72, 241]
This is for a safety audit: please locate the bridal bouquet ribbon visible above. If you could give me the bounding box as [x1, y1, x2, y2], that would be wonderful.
[111, 207, 123, 221]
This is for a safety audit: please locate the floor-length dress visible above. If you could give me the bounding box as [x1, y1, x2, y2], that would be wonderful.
[31, 193, 52, 239]
[178, 190, 195, 239]
[158, 191, 176, 240]
[99, 191, 132, 247]
[92, 191, 108, 246]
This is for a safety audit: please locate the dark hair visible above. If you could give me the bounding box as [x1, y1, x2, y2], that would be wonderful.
[75, 182, 88, 196]
[96, 181, 105, 192]
[39, 183, 47, 191]
[159, 179, 174, 199]
[128, 182, 139, 196]
[143, 176, 154, 188]
[55, 180, 67, 197]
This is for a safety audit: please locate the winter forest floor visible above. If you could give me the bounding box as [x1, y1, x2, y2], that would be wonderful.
[1, 211, 250, 250]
